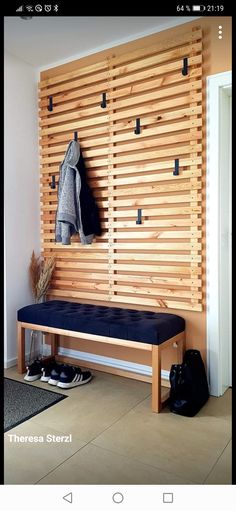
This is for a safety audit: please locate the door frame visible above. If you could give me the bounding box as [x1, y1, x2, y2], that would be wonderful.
[206, 71, 232, 396]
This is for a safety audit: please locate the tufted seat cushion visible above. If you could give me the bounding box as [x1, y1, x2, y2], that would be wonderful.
[17, 300, 185, 346]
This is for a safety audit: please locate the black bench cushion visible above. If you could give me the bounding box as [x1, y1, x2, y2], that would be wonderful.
[17, 300, 185, 346]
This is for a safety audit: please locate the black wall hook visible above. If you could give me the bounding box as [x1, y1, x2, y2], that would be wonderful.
[50, 175, 56, 189]
[136, 209, 142, 224]
[74, 131, 78, 141]
[182, 57, 188, 76]
[101, 92, 107, 108]
[47, 96, 53, 112]
[173, 159, 179, 176]
[134, 118, 141, 135]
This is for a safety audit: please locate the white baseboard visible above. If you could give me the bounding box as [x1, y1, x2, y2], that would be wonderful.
[4, 357, 18, 369]
[5, 344, 170, 382]
[58, 346, 170, 381]
[4, 349, 41, 369]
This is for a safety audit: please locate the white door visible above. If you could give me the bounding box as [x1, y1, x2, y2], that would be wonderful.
[219, 85, 232, 393]
[229, 95, 232, 387]
[207, 71, 232, 397]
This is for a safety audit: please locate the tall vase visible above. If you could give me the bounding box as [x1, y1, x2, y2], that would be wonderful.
[28, 296, 45, 364]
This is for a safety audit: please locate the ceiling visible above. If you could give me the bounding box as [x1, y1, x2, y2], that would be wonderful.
[4, 16, 198, 69]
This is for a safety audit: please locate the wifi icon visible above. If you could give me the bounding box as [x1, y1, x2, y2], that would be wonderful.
[16, 5, 24, 11]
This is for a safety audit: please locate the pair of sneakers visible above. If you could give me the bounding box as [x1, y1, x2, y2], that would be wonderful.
[46, 363, 92, 389]
[24, 360, 92, 389]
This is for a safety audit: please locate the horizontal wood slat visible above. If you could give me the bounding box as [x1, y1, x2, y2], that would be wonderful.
[43, 230, 202, 240]
[41, 238, 201, 250]
[43, 257, 201, 275]
[53, 270, 201, 286]
[39, 27, 203, 312]
[41, 193, 201, 208]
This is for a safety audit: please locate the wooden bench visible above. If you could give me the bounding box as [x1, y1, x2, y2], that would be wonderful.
[17, 301, 186, 413]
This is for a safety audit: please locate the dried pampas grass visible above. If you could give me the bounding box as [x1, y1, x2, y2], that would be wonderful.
[29, 251, 56, 303]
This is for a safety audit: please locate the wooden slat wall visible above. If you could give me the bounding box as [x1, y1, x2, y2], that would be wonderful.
[39, 27, 203, 313]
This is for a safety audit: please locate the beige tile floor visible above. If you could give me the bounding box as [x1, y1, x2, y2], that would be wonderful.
[4, 366, 232, 485]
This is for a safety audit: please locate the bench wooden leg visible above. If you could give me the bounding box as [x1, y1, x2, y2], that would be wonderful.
[51, 333, 59, 357]
[17, 321, 26, 373]
[152, 345, 162, 413]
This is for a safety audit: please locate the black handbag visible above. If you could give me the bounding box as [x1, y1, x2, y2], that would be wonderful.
[169, 349, 209, 417]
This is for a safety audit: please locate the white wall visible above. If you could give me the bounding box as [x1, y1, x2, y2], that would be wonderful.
[4, 51, 40, 367]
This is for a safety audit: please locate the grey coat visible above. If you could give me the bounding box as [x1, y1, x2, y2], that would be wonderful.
[55, 140, 94, 245]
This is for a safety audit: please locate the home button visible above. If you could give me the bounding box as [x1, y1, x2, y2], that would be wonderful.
[112, 492, 124, 504]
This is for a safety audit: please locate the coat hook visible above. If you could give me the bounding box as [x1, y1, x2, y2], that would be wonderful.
[101, 92, 107, 108]
[182, 57, 188, 76]
[173, 159, 179, 176]
[134, 118, 141, 135]
[50, 175, 56, 189]
[47, 96, 53, 112]
[136, 209, 142, 224]
[74, 131, 78, 141]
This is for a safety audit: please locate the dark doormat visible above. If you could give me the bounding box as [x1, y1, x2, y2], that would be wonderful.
[4, 378, 67, 432]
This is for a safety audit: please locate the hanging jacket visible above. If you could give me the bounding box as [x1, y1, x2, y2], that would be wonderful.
[55, 140, 100, 245]
[75, 151, 102, 238]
